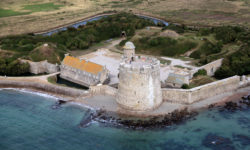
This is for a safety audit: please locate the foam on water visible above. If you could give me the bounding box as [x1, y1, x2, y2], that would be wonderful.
[0, 88, 59, 100]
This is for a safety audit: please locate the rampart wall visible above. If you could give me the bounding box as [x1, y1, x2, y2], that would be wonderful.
[90, 85, 117, 97]
[0, 80, 87, 98]
[20, 59, 59, 74]
[197, 58, 223, 76]
[162, 76, 240, 104]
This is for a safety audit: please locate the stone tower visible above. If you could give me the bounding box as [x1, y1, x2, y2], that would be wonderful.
[116, 43, 162, 111]
[123, 41, 135, 60]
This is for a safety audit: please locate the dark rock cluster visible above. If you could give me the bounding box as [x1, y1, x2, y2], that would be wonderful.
[221, 93, 250, 111]
[240, 94, 250, 106]
[51, 99, 67, 109]
[79, 108, 197, 129]
[202, 133, 235, 150]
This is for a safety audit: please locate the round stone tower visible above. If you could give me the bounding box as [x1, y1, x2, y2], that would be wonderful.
[116, 55, 162, 111]
[123, 41, 135, 60]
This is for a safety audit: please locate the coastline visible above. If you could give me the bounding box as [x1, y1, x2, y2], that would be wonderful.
[1, 74, 249, 118]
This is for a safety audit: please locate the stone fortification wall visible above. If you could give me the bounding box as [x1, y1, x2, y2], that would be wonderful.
[239, 76, 250, 88]
[162, 76, 240, 104]
[20, 59, 59, 74]
[116, 57, 162, 111]
[90, 85, 117, 97]
[196, 58, 223, 76]
[0, 80, 87, 98]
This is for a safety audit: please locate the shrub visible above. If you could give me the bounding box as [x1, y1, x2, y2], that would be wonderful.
[198, 28, 211, 36]
[190, 50, 201, 59]
[193, 69, 207, 77]
[162, 23, 185, 33]
[181, 84, 190, 89]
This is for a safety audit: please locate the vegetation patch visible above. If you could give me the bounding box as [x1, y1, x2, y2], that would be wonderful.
[28, 44, 63, 64]
[0, 8, 29, 18]
[0, 59, 30, 76]
[182, 76, 217, 89]
[23, 3, 63, 12]
[133, 36, 197, 56]
[47, 76, 57, 84]
[193, 69, 207, 77]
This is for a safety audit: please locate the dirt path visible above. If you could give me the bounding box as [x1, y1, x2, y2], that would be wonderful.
[0, 72, 60, 84]
[71, 38, 124, 57]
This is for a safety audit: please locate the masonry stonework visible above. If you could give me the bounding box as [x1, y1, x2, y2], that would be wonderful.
[162, 76, 240, 104]
[116, 57, 162, 111]
[20, 59, 59, 74]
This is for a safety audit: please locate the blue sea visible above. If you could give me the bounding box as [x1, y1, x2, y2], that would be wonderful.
[0, 89, 250, 150]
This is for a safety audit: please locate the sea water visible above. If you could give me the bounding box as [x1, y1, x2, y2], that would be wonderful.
[0, 89, 249, 150]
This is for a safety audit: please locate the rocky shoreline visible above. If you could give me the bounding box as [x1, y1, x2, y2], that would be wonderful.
[76, 93, 250, 130]
[1, 85, 249, 129]
[1, 76, 250, 129]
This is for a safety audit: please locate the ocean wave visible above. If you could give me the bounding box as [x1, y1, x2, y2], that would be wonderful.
[0, 88, 59, 100]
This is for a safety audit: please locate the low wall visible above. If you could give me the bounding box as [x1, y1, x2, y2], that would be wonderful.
[90, 85, 117, 97]
[197, 59, 223, 76]
[0, 80, 88, 98]
[162, 76, 240, 104]
[20, 59, 59, 74]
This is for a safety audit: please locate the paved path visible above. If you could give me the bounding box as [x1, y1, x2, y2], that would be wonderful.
[161, 56, 198, 69]
[0, 72, 60, 85]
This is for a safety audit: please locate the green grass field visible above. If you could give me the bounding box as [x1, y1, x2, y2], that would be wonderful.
[0, 8, 29, 18]
[0, 2, 63, 18]
[23, 3, 63, 12]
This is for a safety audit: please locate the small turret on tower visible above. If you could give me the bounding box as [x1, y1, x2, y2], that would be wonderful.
[123, 41, 135, 61]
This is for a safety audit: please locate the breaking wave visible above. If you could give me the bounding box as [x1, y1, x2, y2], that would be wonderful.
[0, 88, 58, 100]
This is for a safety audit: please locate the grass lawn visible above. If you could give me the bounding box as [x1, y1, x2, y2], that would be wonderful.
[189, 75, 217, 88]
[0, 8, 30, 18]
[23, 3, 63, 12]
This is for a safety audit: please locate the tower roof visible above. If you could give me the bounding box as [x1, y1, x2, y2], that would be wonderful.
[123, 41, 135, 49]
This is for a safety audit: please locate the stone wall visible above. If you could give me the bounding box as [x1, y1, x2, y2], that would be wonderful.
[0, 80, 88, 98]
[196, 58, 223, 76]
[239, 76, 250, 88]
[20, 59, 59, 74]
[162, 76, 240, 104]
[89, 85, 117, 97]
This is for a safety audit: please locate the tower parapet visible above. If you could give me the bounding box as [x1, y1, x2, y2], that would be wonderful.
[116, 55, 162, 111]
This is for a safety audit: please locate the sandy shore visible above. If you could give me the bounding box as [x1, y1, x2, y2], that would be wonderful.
[0, 74, 250, 118]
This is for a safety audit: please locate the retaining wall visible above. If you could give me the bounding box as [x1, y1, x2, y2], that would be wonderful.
[20, 59, 59, 74]
[197, 58, 223, 76]
[162, 76, 240, 104]
[90, 85, 117, 97]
